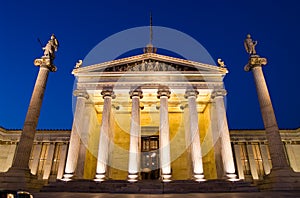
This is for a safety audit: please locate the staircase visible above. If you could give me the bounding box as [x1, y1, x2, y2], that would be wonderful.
[41, 179, 259, 193]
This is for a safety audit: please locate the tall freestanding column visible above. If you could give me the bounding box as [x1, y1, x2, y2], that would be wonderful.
[212, 90, 237, 181]
[63, 90, 89, 180]
[244, 34, 300, 190]
[95, 88, 115, 181]
[0, 34, 59, 190]
[185, 89, 205, 181]
[157, 88, 172, 182]
[128, 89, 143, 182]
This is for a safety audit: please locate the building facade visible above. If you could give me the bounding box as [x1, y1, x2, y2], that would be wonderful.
[1, 126, 300, 183]
[1, 50, 299, 184]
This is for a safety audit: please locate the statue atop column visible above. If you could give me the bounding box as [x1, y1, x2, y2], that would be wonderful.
[34, 34, 59, 72]
[43, 34, 59, 60]
[244, 34, 257, 55]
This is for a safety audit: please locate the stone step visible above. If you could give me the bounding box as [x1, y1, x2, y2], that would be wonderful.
[41, 179, 259, 193]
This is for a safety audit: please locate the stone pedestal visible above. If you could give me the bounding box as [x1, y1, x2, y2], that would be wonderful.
[0, 57, 55, 191]
[245, 55, 300, 190]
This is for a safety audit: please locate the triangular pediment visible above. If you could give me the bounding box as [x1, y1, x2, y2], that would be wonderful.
[72, 53, 227, 75]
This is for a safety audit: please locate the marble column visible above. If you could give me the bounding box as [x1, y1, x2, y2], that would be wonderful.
[184, 89, 205, 181]
[246, 144, 259, 180]
[75, 102, 94, 179]
[259, 144, 271, 175]
[157, 88, 171, 182]
[57, 143, 68, 179]
[245, 54, 300, 190]
[128, 89, 143, 182]
[63, 90, 89, 181]
[233, 144, 245, 180]
[95, 88, 115, 181]
[212, 90, 237, 181]
[245, 56, 290, 170]
[29, 144, 42, 175]
[0, 38, 58, 190]
[43, 143, 55, 179]
[210, 100, 224, 179]
[11, 63, 55, 170]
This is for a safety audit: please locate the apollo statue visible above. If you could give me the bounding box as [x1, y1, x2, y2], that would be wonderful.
[244, 34, 257, 55]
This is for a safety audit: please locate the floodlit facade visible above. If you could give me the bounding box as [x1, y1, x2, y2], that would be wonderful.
[1, 50, 299, 184]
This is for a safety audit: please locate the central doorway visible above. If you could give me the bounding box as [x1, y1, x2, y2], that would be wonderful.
[141, 135, 160, 180]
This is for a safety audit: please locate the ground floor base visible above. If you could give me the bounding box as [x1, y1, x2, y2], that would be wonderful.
[41, 179, 258, 193]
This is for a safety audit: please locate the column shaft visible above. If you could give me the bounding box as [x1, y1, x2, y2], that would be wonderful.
[252, 66, 289, 169]
[95, 89, 114, 180]
[30, 144, 42, 175]
[63, 92, 88, 179]
[128, 90, 142, 181]
[211, 100, 224, 179]
[214, 92, 236, 180]
[75, 103, 94, 179]
[57, 144, 68, 179]
[43, 143, 55, 179]
[12, 66, 50, 169]
[186, 90, 204, 180]
[157, 89, 171, 181]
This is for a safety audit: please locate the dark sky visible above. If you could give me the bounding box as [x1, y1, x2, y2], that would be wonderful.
[0, 0, 299, 130]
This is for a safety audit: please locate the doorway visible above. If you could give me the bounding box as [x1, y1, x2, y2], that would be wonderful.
[140, 135, 160, 180]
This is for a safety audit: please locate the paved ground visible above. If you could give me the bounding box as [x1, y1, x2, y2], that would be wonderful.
[33, 192, 300, 198]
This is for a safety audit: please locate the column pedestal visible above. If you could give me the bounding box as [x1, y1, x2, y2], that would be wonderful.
[245, 55, 300, 190]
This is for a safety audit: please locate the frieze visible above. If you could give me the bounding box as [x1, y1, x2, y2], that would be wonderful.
[103, 60, 198, 72]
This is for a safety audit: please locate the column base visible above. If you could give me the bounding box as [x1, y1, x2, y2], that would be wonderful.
[193, 174, 206, 182]
[61, 173, 74, 182]
[0, 167, 44, 191]
[226, 173, 239, 181]
[258, 167, 300, 191]
[127, 174, 139, 183]
[161, 174, 172, 182]
[94, 173, 107, 182]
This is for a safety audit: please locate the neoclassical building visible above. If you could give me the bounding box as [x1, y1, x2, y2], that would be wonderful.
[1, 47, 300, 186]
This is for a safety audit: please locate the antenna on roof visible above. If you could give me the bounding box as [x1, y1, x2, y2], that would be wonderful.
[144, 12, 157, 54]
[150, 12, 153, 45]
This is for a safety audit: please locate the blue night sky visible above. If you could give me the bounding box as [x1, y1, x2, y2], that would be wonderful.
[0, 0, 299, 130]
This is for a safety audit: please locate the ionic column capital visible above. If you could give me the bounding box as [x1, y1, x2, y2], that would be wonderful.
[129, 89, 143, 99]
[157, 88, 171, 99]
[184, 89, 199, 99]
[101, 87, 116, 99]
[244, 55, 268, 72]
[211, 89, 227, 99]
[34, 56, 57, 72]
[73, 90, 89, 99]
